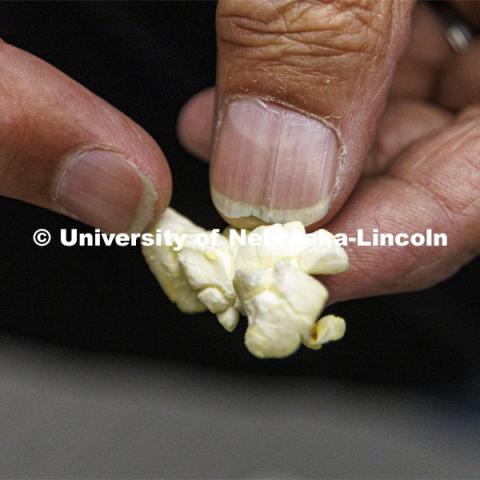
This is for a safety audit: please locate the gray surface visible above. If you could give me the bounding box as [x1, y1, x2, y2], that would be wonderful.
[0, 336, 479, 479]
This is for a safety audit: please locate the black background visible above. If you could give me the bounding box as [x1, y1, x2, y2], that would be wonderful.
[1, 2, 479, 404]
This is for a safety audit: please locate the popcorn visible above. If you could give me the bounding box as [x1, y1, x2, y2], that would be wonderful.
[143, 208, 348, 358]
[142, 208, 205, 314]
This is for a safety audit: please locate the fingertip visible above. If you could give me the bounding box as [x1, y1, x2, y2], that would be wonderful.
[125, 123, 173, 230]
[0, 42, 172, 233]
[176, 87, 214, 162]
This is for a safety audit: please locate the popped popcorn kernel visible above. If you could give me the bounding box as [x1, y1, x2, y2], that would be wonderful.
[143, 208, 349, 359]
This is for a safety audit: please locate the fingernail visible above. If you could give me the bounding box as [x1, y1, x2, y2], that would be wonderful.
[55, 149, 157, 233]
[211, 98, 338, 226]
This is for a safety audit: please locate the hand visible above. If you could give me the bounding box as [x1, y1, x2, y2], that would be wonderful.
[0, 40, 172, 233]
[177, 1, 480, 302]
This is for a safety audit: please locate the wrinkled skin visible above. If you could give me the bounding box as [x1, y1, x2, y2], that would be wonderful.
[178, 0, 480, 302]
[0, 1, 479, 302]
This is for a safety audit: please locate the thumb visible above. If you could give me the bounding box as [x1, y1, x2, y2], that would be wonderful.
[211, 0, 413, 229]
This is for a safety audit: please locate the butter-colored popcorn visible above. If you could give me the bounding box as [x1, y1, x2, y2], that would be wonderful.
[142, 208, 206, 313]
[143, 210, 237, 328]
[303, 314, 347, 350]
[143, 208, 348, 359]
[177, 233, 238, 327]
[237, 260, 329, 358]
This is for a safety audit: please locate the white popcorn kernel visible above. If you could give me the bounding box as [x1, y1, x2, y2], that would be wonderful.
[197, 287, 230, 313]
[177, 234, 236, 302]
[298, 229, 349, 275]
[142, 208, 349, 359]
[270, 259, 328, 320]
[235, 222, 306, 272]
[303, 315, 346, 350]
[216, 307, 240, 332]
[233, 267, 274, 302]
[142, 209, 205, 313]
[238, 260, 329, 358]
[243, 291, 301, 358]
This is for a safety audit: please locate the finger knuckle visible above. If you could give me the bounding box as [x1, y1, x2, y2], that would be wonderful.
[217, 0, 390, 70]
